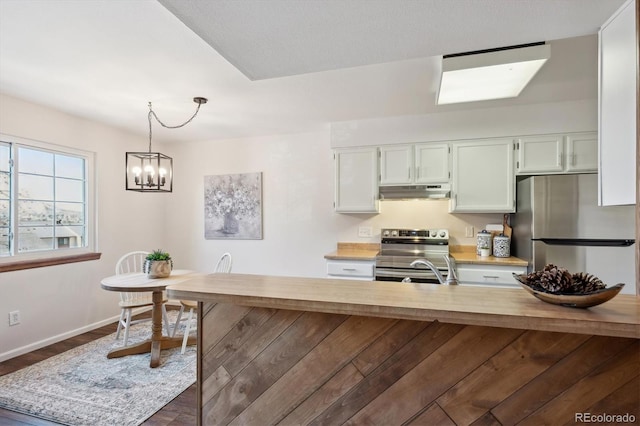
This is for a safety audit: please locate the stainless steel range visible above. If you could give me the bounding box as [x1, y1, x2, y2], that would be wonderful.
[375, 228, 450, 283]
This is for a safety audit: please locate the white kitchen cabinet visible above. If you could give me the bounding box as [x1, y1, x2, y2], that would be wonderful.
[598, 0, 637, 206]
[326, 259, 375, 281]
[379, 145, 413, 185]
[515, 134, 564, 174]
[379, 143, 450, 185]
[456, 264, 528, 288]
[515, 132, 597, 175]
[334, 147, 379, 213]
[449, 138, 515, 213]
[565, 132, 598, 173]
[415, 143, 450, 183]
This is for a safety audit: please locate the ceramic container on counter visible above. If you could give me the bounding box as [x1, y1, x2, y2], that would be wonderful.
[476, 230, 492, 256]
[493, 234, 511, 258]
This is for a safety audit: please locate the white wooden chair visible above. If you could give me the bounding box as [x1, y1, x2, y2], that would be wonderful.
[173, 252, 232, 353]
[114, 251, 170, 346]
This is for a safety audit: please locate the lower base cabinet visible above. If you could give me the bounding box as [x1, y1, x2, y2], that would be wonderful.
[326, 260, 375, 281]
[457, 264, 527, 287]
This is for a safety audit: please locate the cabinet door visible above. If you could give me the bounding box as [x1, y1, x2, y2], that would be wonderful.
[516, 135, 564, 174]
[598, 0, 636, 205]
[415, 143, 450, 183]
[565, 132, 598, 172]
[326, 260, 375, 281]
[334, 148, 379, 213]
[379, 145, 413, 185]
[450, 139, 515, 213]
[457, 264, 528, 287]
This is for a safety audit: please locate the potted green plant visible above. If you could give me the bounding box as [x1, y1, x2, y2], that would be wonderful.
[143, 249, 173, 278]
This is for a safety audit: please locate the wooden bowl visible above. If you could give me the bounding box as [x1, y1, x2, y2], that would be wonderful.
[512, 274, 625, 309]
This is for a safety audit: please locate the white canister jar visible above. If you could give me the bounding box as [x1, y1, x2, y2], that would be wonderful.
[476, 230, 492, 255]
[493, 234, 511, 258]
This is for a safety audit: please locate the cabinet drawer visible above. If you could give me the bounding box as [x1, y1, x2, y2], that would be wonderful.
[457, 265, 527, 287]
[326, 261, 375, 280]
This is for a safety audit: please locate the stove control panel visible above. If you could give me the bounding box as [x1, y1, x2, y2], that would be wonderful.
[381, 228, 448, 240]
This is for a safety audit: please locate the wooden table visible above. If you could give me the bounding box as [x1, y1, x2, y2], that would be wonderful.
[101, 269, 200, 368]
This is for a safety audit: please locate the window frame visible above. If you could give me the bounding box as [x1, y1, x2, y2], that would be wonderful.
[0, 134, 98, 269]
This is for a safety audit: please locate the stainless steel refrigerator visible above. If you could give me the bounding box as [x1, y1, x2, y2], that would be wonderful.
[511, 174, 636, 294]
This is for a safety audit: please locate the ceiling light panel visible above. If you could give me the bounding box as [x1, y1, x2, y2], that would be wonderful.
[437, 44, 550, 105]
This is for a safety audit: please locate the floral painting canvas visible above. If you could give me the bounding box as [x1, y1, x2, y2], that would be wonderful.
[204, 172, 262, 240]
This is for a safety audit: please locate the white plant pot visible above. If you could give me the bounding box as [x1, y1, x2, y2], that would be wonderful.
[144, 260, 172, 278]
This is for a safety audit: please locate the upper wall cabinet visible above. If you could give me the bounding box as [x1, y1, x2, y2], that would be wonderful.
[379, 145, 413, 185]
[450, 138, 515, 213]
[515, 132, 597, 175]
[379, 143, 449, 185]
[565, 133, 599, 173]
[415, 143, 450, 183]
[598, 0, 637, 206]
[334, 147, 379, 213]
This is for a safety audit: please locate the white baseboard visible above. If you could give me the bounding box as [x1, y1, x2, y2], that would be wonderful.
[0, 307, 152, 363]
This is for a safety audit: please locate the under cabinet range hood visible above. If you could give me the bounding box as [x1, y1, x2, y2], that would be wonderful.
[379, 184, 451, 200]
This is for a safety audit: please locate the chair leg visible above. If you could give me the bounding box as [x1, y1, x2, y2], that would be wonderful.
[172, 306, 185, 338]
[115, 309, 126, 340]
[181, 308, 194, 354]
[123, 309, 132, 346]
[162, 304, 170, 336]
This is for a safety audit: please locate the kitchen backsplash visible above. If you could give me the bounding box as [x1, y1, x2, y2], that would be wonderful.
[335, 199, 503, 246]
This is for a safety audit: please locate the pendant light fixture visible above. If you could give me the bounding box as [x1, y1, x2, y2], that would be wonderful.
[125, 96, 207, 192]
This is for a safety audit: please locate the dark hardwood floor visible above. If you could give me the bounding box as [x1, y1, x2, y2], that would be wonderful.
[0, 309, 196, 426]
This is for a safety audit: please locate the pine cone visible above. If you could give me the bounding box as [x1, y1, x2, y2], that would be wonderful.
[538, 264, 572, 293]
[570, 272, 606, 294]
[523, 270, 544, 290]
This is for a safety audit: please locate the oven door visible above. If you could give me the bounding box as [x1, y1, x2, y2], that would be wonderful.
[375, 267, 444, 284]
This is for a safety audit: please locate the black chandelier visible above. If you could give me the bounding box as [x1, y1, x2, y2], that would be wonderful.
[125, 97, 207, 192]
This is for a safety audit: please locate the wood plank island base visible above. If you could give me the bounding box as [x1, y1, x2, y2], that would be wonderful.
[167, 274, 640, 426]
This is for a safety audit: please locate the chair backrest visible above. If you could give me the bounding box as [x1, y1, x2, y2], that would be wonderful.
[215, 252, 232, 273]
[115, 251, 150, 275]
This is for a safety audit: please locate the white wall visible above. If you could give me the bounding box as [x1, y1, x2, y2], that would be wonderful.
[0, 94, 168, 361]
[331, 99, 597, 148]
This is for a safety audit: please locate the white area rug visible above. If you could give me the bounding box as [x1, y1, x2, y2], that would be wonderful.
[0, 311, 196, 426]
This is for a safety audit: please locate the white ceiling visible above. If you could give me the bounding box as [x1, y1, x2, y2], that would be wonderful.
[0, 0, 626, 144]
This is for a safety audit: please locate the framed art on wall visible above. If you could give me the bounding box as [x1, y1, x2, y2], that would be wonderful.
[204, 172, 263, 240]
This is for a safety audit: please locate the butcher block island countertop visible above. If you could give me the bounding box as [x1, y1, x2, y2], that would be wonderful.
[167, 273, 638, 338]
[166, 274, 639, 426]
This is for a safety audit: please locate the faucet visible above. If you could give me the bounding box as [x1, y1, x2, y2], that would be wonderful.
[409, 255, 459, 285]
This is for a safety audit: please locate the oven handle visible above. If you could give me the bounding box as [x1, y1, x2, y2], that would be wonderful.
[375, 269, 443, 278]
[381, 239, 448, 245]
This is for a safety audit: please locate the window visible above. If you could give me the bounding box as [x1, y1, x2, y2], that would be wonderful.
[0, 136, 95, 260]
[0, 143, 10, 255]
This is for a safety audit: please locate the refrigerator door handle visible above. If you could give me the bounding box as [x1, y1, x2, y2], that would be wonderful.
[534, 238, 635, 247]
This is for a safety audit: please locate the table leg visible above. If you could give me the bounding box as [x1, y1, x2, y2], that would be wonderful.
[150, 290, 164, 368]
[107, 290, 197, 367]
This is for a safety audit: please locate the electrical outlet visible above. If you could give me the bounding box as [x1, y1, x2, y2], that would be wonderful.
[358, 226, 373, 238]
[9, 310, 20, 326]
[465, 226, 475, 238]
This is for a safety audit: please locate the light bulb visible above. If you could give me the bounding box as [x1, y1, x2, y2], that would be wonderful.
[144, 165, 155, 176]
[159, 167, 167, 177]
[132, 166, 142, 176]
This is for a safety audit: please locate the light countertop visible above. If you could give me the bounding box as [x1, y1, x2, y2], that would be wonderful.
[450, 246, 528, 267]
[324, 242, 528, 267]
[323, 242, 379, 261]
[167, 273, 640, 339]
